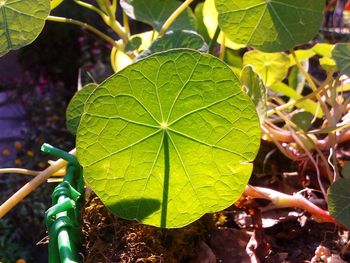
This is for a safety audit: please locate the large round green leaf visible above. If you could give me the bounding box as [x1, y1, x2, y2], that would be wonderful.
[215, 0, 325, 52]
[0, 0, 50, 56]
[332, 43, 350, 77]
[328, 179, 350, 228]
[77, 49, 260, 228]
[120, 0, 196, 32]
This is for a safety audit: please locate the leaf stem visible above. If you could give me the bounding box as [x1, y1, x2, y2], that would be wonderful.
[158, 0, 194, 36]
[47, 15, 120, 49]
[244, 185, 338, 224]
[219, 34, 226, 60]
[73, 0, 108, 19]
[209, 26, 221, 54]
[0, 168, 40, 176]
[0, 148, 76, 218]
[123, 11, 130, 37]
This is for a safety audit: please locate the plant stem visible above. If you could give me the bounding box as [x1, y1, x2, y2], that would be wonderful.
[123, 11, 130, 37]
[158, 0, 194, 36]
[0, 168, 40, 176]
[0, 148, 76, 219]
[244, 185, 338, 224]
[209, 26, 221, 54]
[47, 16, 119, 48]
[73, 0, 108, 19]
[219, 34, 226, 60]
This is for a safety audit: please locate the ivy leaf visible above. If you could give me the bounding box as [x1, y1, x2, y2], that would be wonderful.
[215, 0, 325, 52]
[328, 179, 350, 228]
[0, 0, 50, 57]
[66, 83, 98, 135]
[241, 65, 267, 124]
[243, 51, 290, 87]
[77, 49, 261, 228]
[332, 43, 350, 76]
[120, 0, 196, 32]
[137, 30, 208, 60]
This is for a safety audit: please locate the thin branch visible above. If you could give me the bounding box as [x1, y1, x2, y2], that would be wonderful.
[47, 16, 120, 49]
[159, 0, 194, 36]
[0, 149, 76, 219]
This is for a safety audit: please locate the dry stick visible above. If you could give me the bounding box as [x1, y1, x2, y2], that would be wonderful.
[244, 185, 337, 224]
[0, 149, 76, 219]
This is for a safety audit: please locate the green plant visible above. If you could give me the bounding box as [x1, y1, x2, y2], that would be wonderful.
[1, 0, 350, 237]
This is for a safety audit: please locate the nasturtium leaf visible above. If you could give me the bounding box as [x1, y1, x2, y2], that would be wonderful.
[270, 82, 323, 118]
[120, 0, 196, 32]
[343, 162, 350, 179]
[66, 83, 98, 135]
[241, 65, 267, 124]
[289, 49, 316, 67]
[125, 37, 142, 52]
[77, 49, 261, 228]
[137, 30, 208, 60]
[215, 0, 325, 52]
[50, 0, 64, 10]
[243, 51, 290, 87]
[291, 112, 313, 131]
[0, 0, 50, 57]
[332, 43, 350, 76]
[203, 0, 245, 50]
[312, 43, 334, 58]
[328, 179, 350, 228]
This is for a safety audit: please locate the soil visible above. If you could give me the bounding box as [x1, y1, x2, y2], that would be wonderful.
[81, 141, 350, 263]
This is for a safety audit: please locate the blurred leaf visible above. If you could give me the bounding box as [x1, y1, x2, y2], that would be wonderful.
[125, 37, 142, 52]
[320, 57, 337, 72]
[332, 43, 350, 76]
[120, 0, 196, 32]
[202, 0, 245, 50]
[241, 65, 267, 123]
[312, 43, 334, 57]
[291, 111, 314, 131]
[289, 49, 316, 66]
[50, 0, 64, 10]
[194, 2, 210, 43]
[270, 82, 323, 118]
[243, 51, 290, 86]
[328, 179, 350, 228]
[137, 30, 208, 60]
[215, 0, 324, 52]
[343, 162, 350, 180]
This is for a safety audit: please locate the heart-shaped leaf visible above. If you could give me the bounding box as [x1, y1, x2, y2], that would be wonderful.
[328, 179, 350, 228]
[243, 51, 290, 86]
[137, 30, 208, 60]
[66, 83, 98, 135]
[215, 0, 325, 52]
[0, 0, 50, 56]
[120, 0, 196, 32]
[77, 49, 260, 228]
[332, 43, 350, 76]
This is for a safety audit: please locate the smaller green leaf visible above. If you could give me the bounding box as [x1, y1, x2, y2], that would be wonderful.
[241, 65, 267, 124]
[194, 3, 210, 43]
[125, 37, 142, 52]
[312, 43, 334, 58]
[343, 162, 350, 180]
[202, 0, 245, 50]
[137, 30, 208, 60]
[289, 49, 316, 66]
[120, 0, 196, 32]
[332, 43, 350, 76]
[243, 51, 290, 87]
[0, 0, 50, 56]
[319, 57, 337, 72]
[66, 83, 98, 135]
[50, 0, 64, 10]
[328, 178, 350, 228]
[291, 112, 313, 131]
[270, 82, 323, 118]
